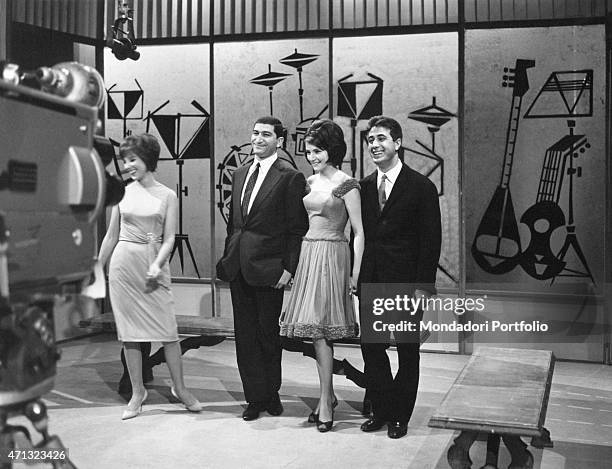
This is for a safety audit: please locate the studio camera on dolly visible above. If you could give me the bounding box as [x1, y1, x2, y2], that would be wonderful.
[0, 61, 123, 468]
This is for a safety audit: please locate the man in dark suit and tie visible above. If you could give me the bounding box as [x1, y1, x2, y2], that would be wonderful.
[217, 116, 308, 421]
[358, 115, 441, 439]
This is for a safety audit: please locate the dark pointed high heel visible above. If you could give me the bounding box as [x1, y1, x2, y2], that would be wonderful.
[308, 396, 338, 423]
[317, 409, 334, 433]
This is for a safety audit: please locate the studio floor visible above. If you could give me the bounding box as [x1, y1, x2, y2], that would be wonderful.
[9, 335, 612, 469]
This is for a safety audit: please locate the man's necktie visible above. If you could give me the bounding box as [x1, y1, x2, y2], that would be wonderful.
[241, 163, 260, 217]
[378, 174, 387, 210]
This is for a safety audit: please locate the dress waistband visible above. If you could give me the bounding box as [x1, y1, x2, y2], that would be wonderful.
[119, 232, 163, 244]
[302, 236, 348, 243]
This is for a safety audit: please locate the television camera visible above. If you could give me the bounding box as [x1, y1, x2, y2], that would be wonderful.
[0, 61, 124, 468]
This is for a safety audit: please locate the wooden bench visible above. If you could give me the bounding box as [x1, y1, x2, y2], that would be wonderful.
[79, 312, 234, 337]
[79, 313, 429, 394]
[79, 312, 429, 346]
[428, 346, 554, 469]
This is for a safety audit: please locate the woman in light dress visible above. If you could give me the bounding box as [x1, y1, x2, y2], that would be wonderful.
[97, 133, 201, 419]
[279, 120, 364, 432]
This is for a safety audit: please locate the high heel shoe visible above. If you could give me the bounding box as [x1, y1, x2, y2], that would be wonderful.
[170, 387, 202, 412]
[121, 389, 148, 420]
[316, 409, 334, 433]
[308, 396, 338, 424]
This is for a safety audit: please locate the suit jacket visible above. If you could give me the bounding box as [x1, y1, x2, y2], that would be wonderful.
[216, 158, 308, 287]
[359, 163, 441, 294]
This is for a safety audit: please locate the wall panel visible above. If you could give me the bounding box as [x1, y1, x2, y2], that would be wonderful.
[11, 0, 101, 38]
[17, 1, 607, 40]
[213, 38, 330, 274]
[334, 33, 460, 292]
[465, 0, 608, 22]
[104, 44, 212, 279]
[465, 26, 606, 290]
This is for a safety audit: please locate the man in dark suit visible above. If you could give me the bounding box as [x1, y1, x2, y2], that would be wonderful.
[358, 115, 441, 439]
[217, 116, 308, 421]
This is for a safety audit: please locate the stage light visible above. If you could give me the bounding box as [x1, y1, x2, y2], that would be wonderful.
[107, 1, 140, 61]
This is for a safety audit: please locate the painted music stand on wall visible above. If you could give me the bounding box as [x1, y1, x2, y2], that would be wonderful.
[106, 80, 144, 175]
[144, 100, 211, 278]
[523, 70, 594, 283]
[107, 79, 144, 138]
[337, 73, 383, 177]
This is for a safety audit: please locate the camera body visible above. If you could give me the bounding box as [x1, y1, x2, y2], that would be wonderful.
[0, 78, 108, 406]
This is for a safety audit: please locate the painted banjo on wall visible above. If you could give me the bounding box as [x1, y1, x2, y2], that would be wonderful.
[471, 59, 594, 283]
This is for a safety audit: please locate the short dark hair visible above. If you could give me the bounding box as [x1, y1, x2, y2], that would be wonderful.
[366, 115, 403, 142]
[254, 116, 284, 139]
[304, 119, 347, 168]
[119, 133, 161, 172]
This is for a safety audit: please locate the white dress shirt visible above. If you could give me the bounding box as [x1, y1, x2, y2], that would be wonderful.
[376, 160, 402, 201]
[240, 153, 278, 214]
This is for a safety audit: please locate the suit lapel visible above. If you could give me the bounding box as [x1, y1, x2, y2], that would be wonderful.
[380, 164, 408, 216]
[247, 159, 282, 217]
[233, 165, 249, 224]
[362, 172, 380, 218]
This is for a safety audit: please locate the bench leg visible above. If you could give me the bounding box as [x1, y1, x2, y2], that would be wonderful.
[502, 435, 533, 469]
[448, 431, 478, 469]
[479, 433, 500, 469]
[117, 336, 226, 396]
[530, 427, 553, 448]
[118, 342, 152, 395]
[148, 335, 227, 367]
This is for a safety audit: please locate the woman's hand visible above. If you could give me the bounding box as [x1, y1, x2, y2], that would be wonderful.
[350, 275, 358, 295]
[147, 263, 161, 280]
[145, 263, 161, 293]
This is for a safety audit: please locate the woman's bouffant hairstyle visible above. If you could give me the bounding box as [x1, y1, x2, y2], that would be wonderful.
[119, 133, 161, 172]
[304, 119, 347, 168]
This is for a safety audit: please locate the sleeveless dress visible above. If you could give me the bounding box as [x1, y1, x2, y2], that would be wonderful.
[109, 181, 179, 342]
[279, 178, 360, 340]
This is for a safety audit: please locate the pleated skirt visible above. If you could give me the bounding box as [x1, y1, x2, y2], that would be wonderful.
[279, 238, 358, 340]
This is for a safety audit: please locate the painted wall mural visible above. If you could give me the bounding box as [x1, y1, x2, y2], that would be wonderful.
[213, 34, 458, 289]
[215, 50, 320, 223]
[213, 38, 330, 259]
[334, 34, 460, 289]
[465, 26, 605, 291]
[104, 43, 211, 278]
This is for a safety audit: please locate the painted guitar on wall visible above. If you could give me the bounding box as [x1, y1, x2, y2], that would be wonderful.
[472, 58, 535, 274]
[519, 130, 589, 280]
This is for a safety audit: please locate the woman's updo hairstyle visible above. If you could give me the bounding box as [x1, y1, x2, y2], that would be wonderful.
[304, 119, 347, 168]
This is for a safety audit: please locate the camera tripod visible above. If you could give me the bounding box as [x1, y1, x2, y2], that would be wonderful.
[0, 400, 75, 469]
